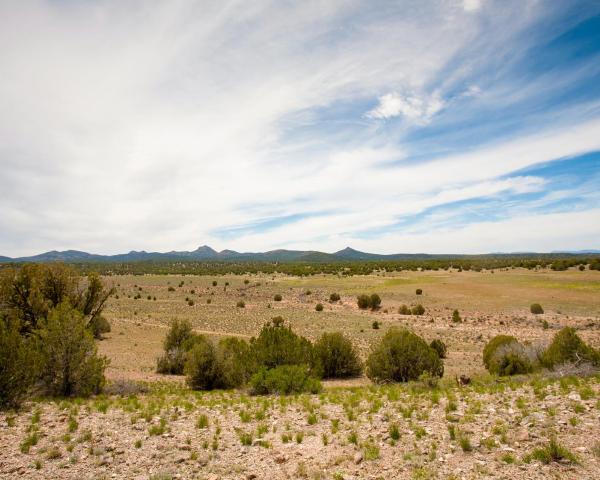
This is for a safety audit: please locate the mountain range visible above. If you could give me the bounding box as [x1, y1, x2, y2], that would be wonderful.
[1, 246, 598, 264]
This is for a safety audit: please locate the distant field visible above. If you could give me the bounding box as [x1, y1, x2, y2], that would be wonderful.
[99, 268, 600, 382]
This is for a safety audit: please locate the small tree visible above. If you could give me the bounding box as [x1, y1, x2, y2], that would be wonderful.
[542, 327, 600, 368]
[430, 339, 447, 359]
[251, 321, 316, 372]
[366, 328, 443, 383]
[452, 309, 461, 323]
[0, 316, 38, 408]
[530, 303, 544, 315]
[218, 337, 254, 388]
[37, 303, 108, 397]
[157, 319, 200, 374]
[185, 336, 222, 390]
[314, 332, 362, 378]
[411, 304, 425, 316]
[357, 294, 370, 309]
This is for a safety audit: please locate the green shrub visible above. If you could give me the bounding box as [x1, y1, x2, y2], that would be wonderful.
[314, 332, 362, 378]
[430, 339, 447, 359]
[530, 303, 544, 315]
[250, 321, 316, 372]
[37, 303, 108, 397]
[416, 289, 423, 295]
[88, 316, 111, 339]
[274, 294, 282, 302]
[366, 328, 443, 383]
[217, 337, 254, 388]
[184, 336, 222, 390]
[157, 320, 200, 374]
[329, 293, 340, 302]
[0, 316, 38, 408]
[542, 327, 600, 368]
[357, 294, 371, 309]
[357, 293, 381, 310]
[315, 303, 324, 312]
[451, 309, 461, 323]
[482, 335, 533, 376]
[372, 321, 380, 329]
[411, 304, 425, 316]
[236, 300, 245, 308]
[398, 305, 411, 315]
[250, 365, 321, 395]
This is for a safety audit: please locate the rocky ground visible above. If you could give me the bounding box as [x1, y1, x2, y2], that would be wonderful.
[1, 374, 599, 479]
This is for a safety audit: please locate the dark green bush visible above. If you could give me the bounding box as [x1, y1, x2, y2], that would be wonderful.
[274, 294, 282, 302]
[250, 365, 321, 395]
[0, 316, 38, 408]
[315, 303, 324, 312]
[366, 328, 443, 383]
[357, 294, 370, 309]
[411, 304, 425, 316]
[398, 305, 411, 315]
[452, 309, 461, 323]
[184, 336, 222, 390]
[416, 289, 422, 295]
[250, 320, 316, 372]
[482, 335, 533, 375]
[530, 303, 544, 314]
[314, 332, 362, 378]
[372, 321, 380, 329]
[217, 337, 254, 388]
[357, 293, 381, 310]
[430, 339, 447, 359]
[37, 303, 108, 397]
[88, 316, 111, 339]
[542, 327, 600, 368]
[329, 293, 340, 302]
[236, 300, 245, 308]
[157, 319, 200, 374]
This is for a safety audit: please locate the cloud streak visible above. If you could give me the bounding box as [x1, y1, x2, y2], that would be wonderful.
[0, 0, 599, 256]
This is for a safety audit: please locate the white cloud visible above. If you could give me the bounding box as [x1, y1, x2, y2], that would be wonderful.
[463, 0, 483, 12]
[366, 91, 445, 123]
[0, 0, 596, 256]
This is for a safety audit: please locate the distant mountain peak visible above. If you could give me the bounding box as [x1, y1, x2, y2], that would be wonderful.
[194, 245, 217, 253]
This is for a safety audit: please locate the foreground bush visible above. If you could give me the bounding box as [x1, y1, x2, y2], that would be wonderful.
[366, 328, 443, 383]
[250, 320, 316, 372]
[217, 337, 254, 388]
[37, 303, 108, 397]
[314, 332, 362, 378]
[184, 336, 223, 390]
[157, 320, 201, 375]
[0, 316, 37, 408]
[542, 327, 600, 369]
[482, 335, 533, 376]
[250, 365, 321, 395]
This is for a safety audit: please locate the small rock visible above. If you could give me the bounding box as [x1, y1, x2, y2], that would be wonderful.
[353, 452, 363, 464]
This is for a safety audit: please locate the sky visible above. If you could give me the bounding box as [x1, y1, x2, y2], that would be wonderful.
[1, 0, 600, 256]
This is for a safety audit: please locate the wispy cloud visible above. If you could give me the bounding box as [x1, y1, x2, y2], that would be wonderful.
[0, 0, 599, 256]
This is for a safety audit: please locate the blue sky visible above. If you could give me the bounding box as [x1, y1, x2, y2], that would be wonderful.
[0, 0, 599, 256]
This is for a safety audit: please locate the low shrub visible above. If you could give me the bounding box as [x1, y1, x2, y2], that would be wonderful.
[250, 365, 321, 395]
[329, 293, 340, 302]
[398, 305, 411, 315]
[416, 289, 423, 295]
[530, 303, 544, 315]
[366, 328, 443, 383]
[236, 300, 245, 308]
[274, 294, 282, 302]
[452, 309, 461, 323]
[217, 337, 254, 388]
[372, 321, 380, 329]
[411, 304, 425, 316]
[88, 316, 111, 339]
[357, 293, 381, 310]
[314, 332, 362, 378]
[315, 303, 324, 312]
[482, 335, 533, 376]
[542, 327, 600, 369]
[37, 303, 108, 397]
[157, 320, 201, 375]
[0, 316, 37, 408]
[430, 339, 447, 359]
[184, 336, 222, 390]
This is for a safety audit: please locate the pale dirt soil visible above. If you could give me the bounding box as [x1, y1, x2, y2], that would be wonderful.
[1, 268, 600, 479]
